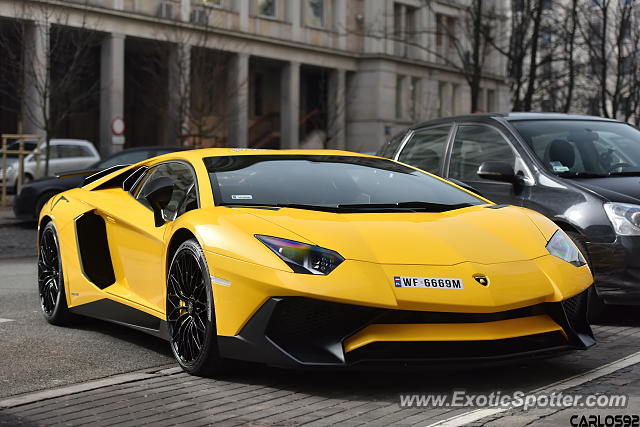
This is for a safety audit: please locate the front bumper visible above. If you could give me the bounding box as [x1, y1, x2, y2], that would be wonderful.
[217, 291, 594, 368]
[587, 236, 640, 304]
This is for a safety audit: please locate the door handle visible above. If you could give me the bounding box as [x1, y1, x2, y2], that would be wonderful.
[104, 215, 116, 224]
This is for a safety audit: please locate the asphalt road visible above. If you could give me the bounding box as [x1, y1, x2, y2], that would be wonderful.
[0, 257, 173, 399]
[1, 236, 640, 425]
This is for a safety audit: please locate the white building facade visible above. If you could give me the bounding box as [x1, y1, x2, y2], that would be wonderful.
[0, 0, 511, 154]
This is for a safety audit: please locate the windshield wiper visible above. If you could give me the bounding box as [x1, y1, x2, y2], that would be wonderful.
[226, 202, 473, 213]
[337, 202, 474, 212]
[607, 171, 640, 177]
[556, 172, 608, 178]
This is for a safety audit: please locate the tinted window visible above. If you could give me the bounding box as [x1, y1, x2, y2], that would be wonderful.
[58, 144, 93, 158]
[511, 120, 640, 176]
[397, 126, 450, 174]
[205, 155, 483, 211]
[99, 150, 152, 169]
[5, 141, 37, 158]
[377, 132, 406, 158]
[449, 125, 520, 181]
[135, 162, 198, 220]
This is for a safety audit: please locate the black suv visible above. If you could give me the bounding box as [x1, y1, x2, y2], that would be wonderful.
[378, 113, 640, 314]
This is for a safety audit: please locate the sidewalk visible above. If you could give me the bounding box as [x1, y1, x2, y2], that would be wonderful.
[1, 355, 639, 426]
[0, 201, 37, 258]
[1, 325, 640, 427]
[0, 202, 20, 227]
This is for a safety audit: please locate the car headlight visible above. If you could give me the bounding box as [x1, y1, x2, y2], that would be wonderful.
[0, 165, 14, 175]
[256, 235, 344, 275]
[604, 203, 640, 236]
[546, 230, 586, 267]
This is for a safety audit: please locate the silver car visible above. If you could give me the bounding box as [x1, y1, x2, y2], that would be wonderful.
[0, 139, 100, 191]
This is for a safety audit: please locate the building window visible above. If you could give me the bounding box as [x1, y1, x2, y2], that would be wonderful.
[436, 14, 456, 49]
[305, 0, 325, 27]
[200, 0, 222, 7]
[410, 77, 420, 120]
[257, 0, 276, 17]
[253, 73, 264, 117]
[396, 75, 405, 119]
[541, 28, 552, 48]
[487, 89, 496, 112]
[394, 3, 418, 42]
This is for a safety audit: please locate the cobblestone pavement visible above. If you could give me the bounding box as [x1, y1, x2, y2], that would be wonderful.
[1, 323, 639, 426]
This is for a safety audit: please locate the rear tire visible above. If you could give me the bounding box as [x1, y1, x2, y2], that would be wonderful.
[166, 239, 235, 377]
[566, 231, 604, 322]
[38, 222, 75, 325]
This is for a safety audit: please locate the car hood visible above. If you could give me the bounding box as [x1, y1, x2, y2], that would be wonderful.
[242, 205, 551, 265]
[569, 176, 640, 204]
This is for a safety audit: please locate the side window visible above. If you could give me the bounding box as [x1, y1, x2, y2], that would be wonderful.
[46, 145, 61, 159]
[448, 125, 521, 181]
[397, 126, 451, 174]
[377, 132, 406, 158]
[135, 162, 199, 221]
[58, 145, 92, 158]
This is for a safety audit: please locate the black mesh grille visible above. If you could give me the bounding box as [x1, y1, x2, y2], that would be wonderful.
[561, 289, 589, 333]
[264, 297, 563, 364]
[267, 298, 375, 341]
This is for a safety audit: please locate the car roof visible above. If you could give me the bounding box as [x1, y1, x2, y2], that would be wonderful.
[48, 139, 94, 146]
[409, 112, 621, 130]
[148, 148, 375, 163]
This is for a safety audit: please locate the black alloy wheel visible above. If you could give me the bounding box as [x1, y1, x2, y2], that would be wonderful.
[38, 222, 73, 325]
[166, 239, 234, 376]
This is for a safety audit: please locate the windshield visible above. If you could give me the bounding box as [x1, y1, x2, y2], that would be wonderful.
[204, 155, 484, 212]
[4, 141, 37, 158]
[511, 120, 640, 177]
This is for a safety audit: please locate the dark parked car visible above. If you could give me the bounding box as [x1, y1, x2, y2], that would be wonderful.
[13, 146, 189, 221]
[378, 113, 640, 315]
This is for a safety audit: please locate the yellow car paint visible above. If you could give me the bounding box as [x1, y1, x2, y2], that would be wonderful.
[38, 148, 594, 365]
[343, 315, 565, 352]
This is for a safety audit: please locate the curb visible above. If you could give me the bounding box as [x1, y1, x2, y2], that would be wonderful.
[0, 364, 178, 410]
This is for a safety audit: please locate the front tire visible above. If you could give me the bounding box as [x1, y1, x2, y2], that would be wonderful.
[166, 239, 233, 376]
[38, 222, 74, 325]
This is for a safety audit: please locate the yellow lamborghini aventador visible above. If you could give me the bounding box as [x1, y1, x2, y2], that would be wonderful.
[37, 149, 594, 376]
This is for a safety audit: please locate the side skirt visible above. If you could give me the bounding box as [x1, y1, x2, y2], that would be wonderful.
[69, 298, 169, 341]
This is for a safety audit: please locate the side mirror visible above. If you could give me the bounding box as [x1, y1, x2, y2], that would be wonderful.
[144, 177, 174, 227]
[477, 161, 521, 184]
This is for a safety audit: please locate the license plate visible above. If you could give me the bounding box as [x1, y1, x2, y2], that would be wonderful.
[394, 276, 464, 289]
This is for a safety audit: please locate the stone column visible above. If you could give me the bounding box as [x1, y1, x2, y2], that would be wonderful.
[179, 0, 191, 22]
[328, 69, 346, 150]
[167, 43, 191, 147]
[335, 0, 347, 50]
[238, 0, 249, 31]
[99, 33, 125, 155]
[227, 53, 249, 148]
[280, 61, 300, 149]
[440, 82, 453, 117]
[22, 21, 49, 138]
[288, 0, 301, 40]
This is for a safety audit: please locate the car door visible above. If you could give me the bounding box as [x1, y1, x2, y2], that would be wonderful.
[445, 123, 529, 205]
[104, 161, 199, 314]
[395, 125, 452, 175]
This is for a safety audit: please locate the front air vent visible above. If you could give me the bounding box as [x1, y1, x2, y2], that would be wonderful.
[75, 211, 115, 289]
